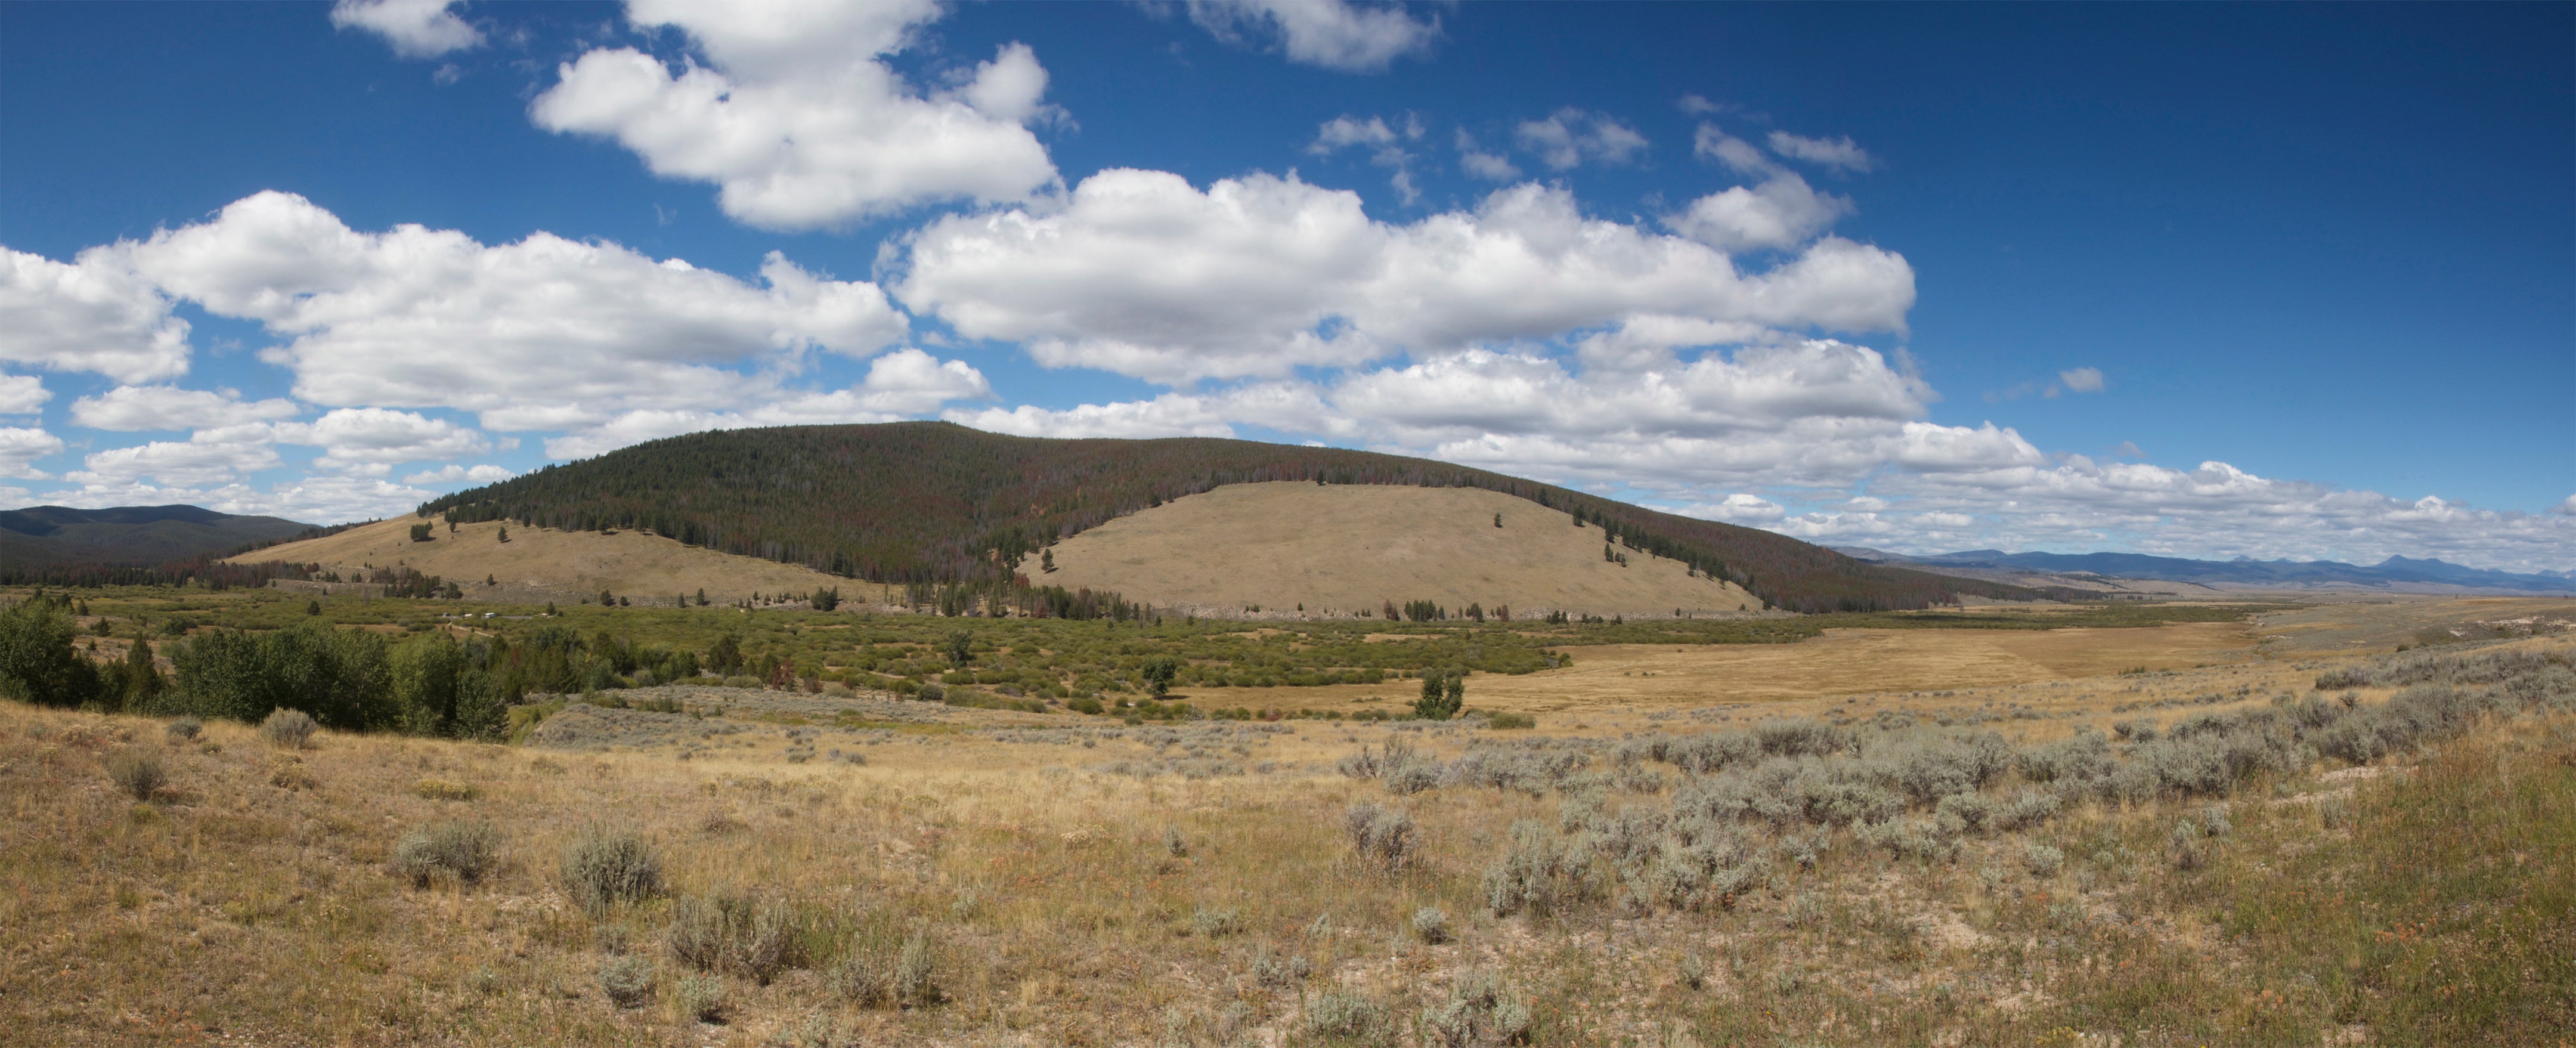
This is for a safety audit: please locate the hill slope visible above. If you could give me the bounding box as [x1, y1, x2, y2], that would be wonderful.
[230, 516, 856, 605]
[1042, 481, 1759, 617]
[419, 422, 2063, 613]
[0, 505, 317, 567]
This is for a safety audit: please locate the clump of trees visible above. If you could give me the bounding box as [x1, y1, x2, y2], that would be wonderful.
[1416, 669, 1464, 720]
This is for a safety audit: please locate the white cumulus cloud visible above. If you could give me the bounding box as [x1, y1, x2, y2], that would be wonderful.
[896, 172, 1915, 385]
[70, 385, 300, 431]
[107, 191, 908, 440]
[0, 375, 48, 415]
[330, 0, 482, 58]
[282, 407, 492, 470]
[530, 0, 1060, 230]
[402, 463, 515, 486]
[1766, 130, 1877, 174]
[0, 426, 63, 480]
[1, 248, 192, 382]
[1515, 109, 1649, 171]
[1187, 0, 1438, 72]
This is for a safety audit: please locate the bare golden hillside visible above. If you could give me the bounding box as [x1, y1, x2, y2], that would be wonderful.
[1039, 481, 1758, 618]
[228, 517, 854, 604]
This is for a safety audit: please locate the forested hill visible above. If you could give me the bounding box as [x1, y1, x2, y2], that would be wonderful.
[0, 505, 318, 570]
[420, 422, 2067, 613]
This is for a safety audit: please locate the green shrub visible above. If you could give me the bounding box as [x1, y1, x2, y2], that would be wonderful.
[1190, 906, 1241, 937]
[1411, 905, 1450, 944]
[1485, 711, 1535, 730]
[596, 954, 654, 1009]
[105, 746, 165, 800]
[667, 889, 794, 984]
[561, 827, 662, 913]
[392, 820, 502, 887]
[259, 707, 318, 749]
[1420, 970, 1531, 1047]
[1304, 990, 1394, 1046]
[826, 926, 936, 1009]
[165, 716, 202, 741]
[1343, 802, 1416, 871]
[673, 971, 726, 1022]
[2021, 842, 2064, 877]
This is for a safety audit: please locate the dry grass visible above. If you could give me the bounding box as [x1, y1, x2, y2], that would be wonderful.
[227, 516, 860, 606]
[2, 616, 2565, 1046]
[1042, 481, 1758, 619]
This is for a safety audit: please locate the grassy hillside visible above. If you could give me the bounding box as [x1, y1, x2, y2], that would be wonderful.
[422, 422, 2065, 613]
[230, 516, 862, 607]
[1042, 481, 1761, 617]
[0, 505, 317, 569]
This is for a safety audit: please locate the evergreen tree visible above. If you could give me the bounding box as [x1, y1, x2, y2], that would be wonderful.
[497, 524, 509, 542]
[707, 634, 743, 676]
[1140, 655, 1181, 697]
[1414, 669, 1461, 720]
[307, 599, 322, 616]
[695, 588, 708, 607]
[0, 598, 100, 708]
[943, 629, 974, 667]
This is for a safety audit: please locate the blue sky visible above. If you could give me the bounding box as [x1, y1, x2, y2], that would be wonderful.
[2, 1, 2568, 571]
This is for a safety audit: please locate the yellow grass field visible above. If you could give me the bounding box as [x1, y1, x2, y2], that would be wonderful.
[1042, 483, 1758, 619]
[5, 601, 2570, 1046]
[231, 517, 860, 606]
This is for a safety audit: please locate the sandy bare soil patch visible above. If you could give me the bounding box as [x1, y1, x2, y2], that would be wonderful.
[1041, 481, 1757, 619]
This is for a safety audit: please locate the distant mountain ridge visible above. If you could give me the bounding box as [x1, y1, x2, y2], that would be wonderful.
[0, 505, 321, 570]
[423, 422, 2076, 613]
[1836, 547, 2576, 593]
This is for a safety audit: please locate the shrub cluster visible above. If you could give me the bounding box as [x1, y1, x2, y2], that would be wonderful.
[106, 746, 165, 800]
[259, 708, 317, 749]
[562, 827, 662, 913]
[392, 820, 502, 886]
[1343, 802, 1417, 871]
[1453, 647, 2574, 921]
[667, 889, 795, 984]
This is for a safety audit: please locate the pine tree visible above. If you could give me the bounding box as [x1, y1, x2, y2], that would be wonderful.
[696, 588, 708, 606]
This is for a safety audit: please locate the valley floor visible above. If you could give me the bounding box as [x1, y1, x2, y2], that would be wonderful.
[2, 607, 2571, 1046]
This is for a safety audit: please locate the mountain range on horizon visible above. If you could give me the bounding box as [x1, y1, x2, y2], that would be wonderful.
[1835, 547, 2576, 594]
[0, 505, 321, 573]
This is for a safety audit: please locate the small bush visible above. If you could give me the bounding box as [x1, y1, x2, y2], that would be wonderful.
[392, 820, 501, 886]
[1343, 802, 1417, 871]
[165, 716, 202, 741]
[1304, 990, 1394, 1045]
[260, 708, 317, 749]
[1163, 826, 1189, 858]
[1420, 970, 1531, 1047]
[828, 928, 936, 1008]
[673, 971, 726, 1022]
[105, 746, 165, 800]
[1250, 948, 1312, 988]
[1191, 906, 1242, 937]
[1411, 905, 1450, 944]
[562, 827, 662, 913]
[269, 759, 318, 790]
[597, 954, 654, 1009]
[413, 777, 478, 801]
[667, 890, 793, 984]
[2021, 842, 2064, 877]
[1485, 711, 1535, 730]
